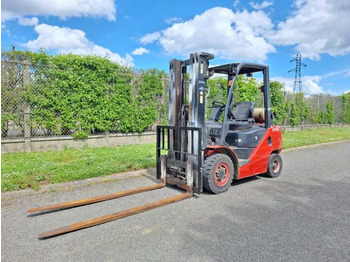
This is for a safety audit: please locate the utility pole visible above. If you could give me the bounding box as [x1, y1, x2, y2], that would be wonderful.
[288, 52, 306, 93]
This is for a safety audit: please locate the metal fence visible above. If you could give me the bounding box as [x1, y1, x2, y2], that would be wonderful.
[2, 60, 36, 139]
[283, 92, 344, 125]
[1, 59, 169, 140]
[1, 59, 89, 139]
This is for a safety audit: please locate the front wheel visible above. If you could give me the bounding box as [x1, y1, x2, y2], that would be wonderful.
[266, 153, 283, 178]
[203, 154, 234, 194]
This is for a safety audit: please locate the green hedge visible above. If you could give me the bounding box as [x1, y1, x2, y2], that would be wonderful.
[1, 51, 167, 137]
[2, 50, 349, 138]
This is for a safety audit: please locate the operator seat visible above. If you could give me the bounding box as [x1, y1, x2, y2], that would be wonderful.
[229, 101, 255, 130]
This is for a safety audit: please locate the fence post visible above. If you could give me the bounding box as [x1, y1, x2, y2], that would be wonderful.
[106, 131, 110, 147]
[23, 61, 32, 152]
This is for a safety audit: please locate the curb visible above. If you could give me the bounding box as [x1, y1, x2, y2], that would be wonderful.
[281, 140, 349, 154]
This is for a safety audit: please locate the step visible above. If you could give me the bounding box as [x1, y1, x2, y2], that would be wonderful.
[238, 159, 250, 166]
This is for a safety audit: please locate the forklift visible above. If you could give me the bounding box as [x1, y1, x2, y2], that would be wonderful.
[28, 52, 283, 239]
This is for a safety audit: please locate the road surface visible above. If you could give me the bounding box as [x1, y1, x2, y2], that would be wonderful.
[2, 141, 350, 261]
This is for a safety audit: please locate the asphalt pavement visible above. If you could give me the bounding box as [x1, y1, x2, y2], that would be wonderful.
[2, 141, 350, 261]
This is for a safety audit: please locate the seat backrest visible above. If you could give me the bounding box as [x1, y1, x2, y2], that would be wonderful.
[231, 101, 255, 120]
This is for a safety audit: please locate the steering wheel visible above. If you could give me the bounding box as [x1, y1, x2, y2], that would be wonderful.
[212, 100, 225, 108]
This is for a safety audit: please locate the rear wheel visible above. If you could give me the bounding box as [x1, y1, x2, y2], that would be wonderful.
[203, 154, 234, 194]
[266, 153, 283, 178]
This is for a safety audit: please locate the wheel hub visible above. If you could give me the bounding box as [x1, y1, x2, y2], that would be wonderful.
[216, 168, 226, 181]
[215, 163, 229, 186]
[272, 160, 280, 173]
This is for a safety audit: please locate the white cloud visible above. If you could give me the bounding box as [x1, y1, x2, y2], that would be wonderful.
[322, 69, 350, 78]
[140, 7, 275, 61]
[164, 17, 183, 25]
[2, 0, 116, 22]
[344, 90, 350, 94]
[269, 0, 350, 60]
[346, 71, 350, 77]
[140, 32, 161, 45]
[271, 75, 323, 95]
[233, 0, 241, 9]
[24, 24, 133, 66]
[271, 77, 294, 92]
[302, 76, 323, 95]
[18, 16, 39, 26]
[249, 1, 273, 10]
[131, 47, 150, 55]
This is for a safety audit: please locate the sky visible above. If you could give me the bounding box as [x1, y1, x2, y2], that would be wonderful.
[1, 0, 350, 95]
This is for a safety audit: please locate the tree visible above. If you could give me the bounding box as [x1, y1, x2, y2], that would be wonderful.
[289, 103, 299, 126]
[269, 81, 287, 124]
[341, 92, 350, 123]
[326, 100, 335, 124]
[132, 69, 167, 130]
[295, 92, 310, 125]
[206, 77, 227, 106]
[207, 76, 290, 124]
[233, 76, 260, 105]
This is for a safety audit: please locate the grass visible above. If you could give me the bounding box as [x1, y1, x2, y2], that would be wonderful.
[1, 144, 156, 192]
[2, 127, 350, 192]
[282, 127, 350, 149]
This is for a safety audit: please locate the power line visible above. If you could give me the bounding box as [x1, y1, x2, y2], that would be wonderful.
[1, 43, 48, 52]
[288, 52, 307, 93]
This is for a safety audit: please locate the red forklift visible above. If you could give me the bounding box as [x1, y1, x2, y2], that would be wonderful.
[159, 52, 283, 194]
[28, 52, 283, 238]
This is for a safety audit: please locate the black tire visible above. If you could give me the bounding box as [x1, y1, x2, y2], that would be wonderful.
[203, 154, 234, 194]
[266, 153, 283, 178]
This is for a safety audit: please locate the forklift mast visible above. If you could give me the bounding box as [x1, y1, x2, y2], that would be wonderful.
[168, 52, 214, 145]
[156, 52, 214, 193]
